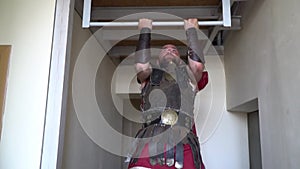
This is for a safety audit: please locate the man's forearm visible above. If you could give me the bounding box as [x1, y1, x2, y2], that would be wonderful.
[186, 28, 205, 64]
[135, 27, 152, 82]
[135, 27, 151, 64]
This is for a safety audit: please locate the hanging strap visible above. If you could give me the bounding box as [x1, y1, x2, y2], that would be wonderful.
[130, 128, 148, 163]
[166, 128, 175, 167]
[187, 133, 200, 169]
[175, 142, 184, 169]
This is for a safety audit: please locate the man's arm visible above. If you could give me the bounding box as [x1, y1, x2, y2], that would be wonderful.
[184, 19, 205, 82]
[135, 19, 153, 83]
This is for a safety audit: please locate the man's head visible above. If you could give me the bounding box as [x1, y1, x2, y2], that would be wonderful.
[158, 44, 182, 67]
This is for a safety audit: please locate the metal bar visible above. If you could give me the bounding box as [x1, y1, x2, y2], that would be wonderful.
[222, 0, 231, 27]
[82, 0, 91, 28]
[83, 0, 232, 28]
[220, 17, 241, 30]
[202, 0, 235, 54]
[89, 21, 224, 27]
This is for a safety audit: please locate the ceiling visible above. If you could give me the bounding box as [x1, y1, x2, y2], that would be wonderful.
[75, 0, 245, 65]
[92, 0, 220, 7]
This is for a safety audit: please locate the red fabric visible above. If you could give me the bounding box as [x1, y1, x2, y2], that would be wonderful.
[128, 143, 205, 169]
[129, 71, 208, 169]
[197, 71, 208, 91]
[192, 125, 197, 135]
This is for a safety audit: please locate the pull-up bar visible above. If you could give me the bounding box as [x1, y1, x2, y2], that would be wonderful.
[82, 0, 231, 28]
[89, 21, 224, 27]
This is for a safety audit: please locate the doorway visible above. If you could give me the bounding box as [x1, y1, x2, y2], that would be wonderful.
[248, 111, 262, 169]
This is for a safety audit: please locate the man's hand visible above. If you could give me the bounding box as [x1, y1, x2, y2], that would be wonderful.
[184, 18, 199, 30]
[138, 18, 152, 30]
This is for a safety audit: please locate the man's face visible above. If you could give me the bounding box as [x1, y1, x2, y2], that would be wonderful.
[158, 44, 180, 66]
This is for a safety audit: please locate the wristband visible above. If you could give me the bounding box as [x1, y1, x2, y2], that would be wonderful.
[135, 28, 151, 63]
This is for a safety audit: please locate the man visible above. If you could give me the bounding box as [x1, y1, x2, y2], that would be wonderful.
[127, 18, 208, 169]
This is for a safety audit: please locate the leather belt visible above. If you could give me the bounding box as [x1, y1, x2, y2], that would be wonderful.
[142, 108, 194, 129]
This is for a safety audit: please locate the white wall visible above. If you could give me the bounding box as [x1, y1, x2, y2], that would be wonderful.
[116, 54, 249, 169]
[198, 55, 249, 169]
[225, 0, 300, 168]
[62, 12, 122, 169]
[0, 0, 55, 169]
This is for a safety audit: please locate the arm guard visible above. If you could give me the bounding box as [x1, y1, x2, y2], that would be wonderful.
[135, 28, 151, 64]
[186, 28, 205, 64]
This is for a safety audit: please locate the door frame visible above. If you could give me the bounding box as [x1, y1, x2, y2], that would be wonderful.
[0, 45, 11, 140]
[40, 0, 74, 168]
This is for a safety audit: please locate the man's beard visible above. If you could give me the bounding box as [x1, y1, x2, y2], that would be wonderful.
[159, 54, 181, 68]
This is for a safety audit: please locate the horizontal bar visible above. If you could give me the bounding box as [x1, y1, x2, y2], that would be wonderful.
[89, 21, 224, 27]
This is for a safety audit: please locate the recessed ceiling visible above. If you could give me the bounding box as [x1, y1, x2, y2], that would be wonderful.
[75, 0, 245, 65]
[92, 0, 220, 7]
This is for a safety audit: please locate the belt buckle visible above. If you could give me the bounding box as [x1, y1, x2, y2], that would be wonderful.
[161, 109, 178, 126]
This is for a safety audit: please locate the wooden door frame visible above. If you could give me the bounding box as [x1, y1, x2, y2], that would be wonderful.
[40, 0, 74, 168]
[0, 45, 11, 140]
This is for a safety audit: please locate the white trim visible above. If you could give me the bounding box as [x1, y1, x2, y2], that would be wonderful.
[82, 0, 91, 28]
[40, 0, 74, 168]
[222, 0, 232, 27]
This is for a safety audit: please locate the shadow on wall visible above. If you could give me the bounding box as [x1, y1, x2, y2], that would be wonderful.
[239, 0, 267, 28]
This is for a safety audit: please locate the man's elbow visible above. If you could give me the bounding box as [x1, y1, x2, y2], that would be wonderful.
[136, 63, 151, 82]
[189, 62, 205, 82]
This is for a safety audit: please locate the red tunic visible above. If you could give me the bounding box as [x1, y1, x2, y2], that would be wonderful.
[128, 143, 206, 169]
[128, 72, 209, 169]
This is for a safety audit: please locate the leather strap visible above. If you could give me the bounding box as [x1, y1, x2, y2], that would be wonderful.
[187, 133, 200, 169]
[175, 142, 184, 169]
[166, 129, 175, 166]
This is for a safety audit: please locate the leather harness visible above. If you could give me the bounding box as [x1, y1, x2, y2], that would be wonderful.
[128, 65, 203, 169]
